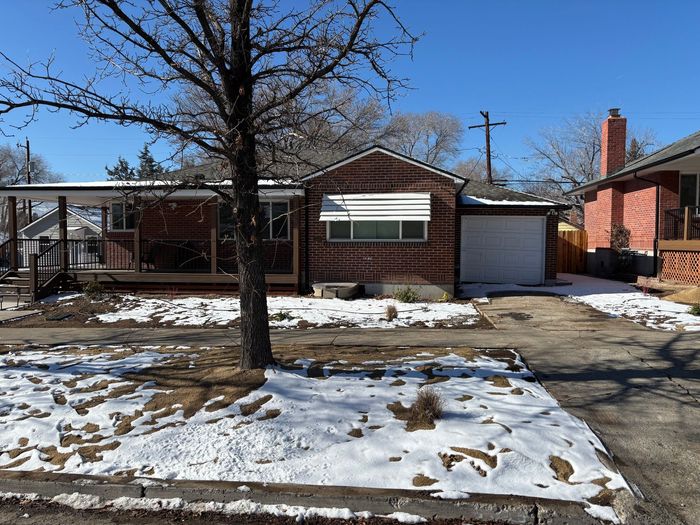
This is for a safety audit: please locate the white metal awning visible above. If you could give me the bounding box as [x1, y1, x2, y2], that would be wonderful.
[319, 193, 431, 221]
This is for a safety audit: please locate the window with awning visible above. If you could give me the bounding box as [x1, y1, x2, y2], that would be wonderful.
[320, 193, 430, 241]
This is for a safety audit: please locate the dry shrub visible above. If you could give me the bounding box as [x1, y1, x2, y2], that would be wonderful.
[393, 286, 420, 303]
[385, 304, 398, 321]
[408, 387, 444, 428]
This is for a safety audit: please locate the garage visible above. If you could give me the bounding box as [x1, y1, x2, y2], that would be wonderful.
[459, 215, 546, 285]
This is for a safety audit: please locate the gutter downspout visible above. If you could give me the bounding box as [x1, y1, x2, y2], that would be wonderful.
[634, 173, 660, 276]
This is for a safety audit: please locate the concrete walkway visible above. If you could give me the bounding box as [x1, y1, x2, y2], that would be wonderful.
[0, 297, 698, 524]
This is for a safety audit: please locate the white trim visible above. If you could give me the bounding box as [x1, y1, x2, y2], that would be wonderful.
[301, 146, 465, 182]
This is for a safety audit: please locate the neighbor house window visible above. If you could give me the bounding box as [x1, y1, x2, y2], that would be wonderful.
[219, 201, 289, 240]
[110, 201, 136, 231]
[327, 220, 426, 241]
[680, 174, 699, 207]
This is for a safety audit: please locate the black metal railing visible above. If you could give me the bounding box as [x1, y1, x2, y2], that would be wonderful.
[66, 239, 135, 270]
[140, 239, 211, 273]
[217, 239, 294, 275]
[0, 239, 12, 274]
[35, 240, 61, 289]
[663, 206, 700, 240]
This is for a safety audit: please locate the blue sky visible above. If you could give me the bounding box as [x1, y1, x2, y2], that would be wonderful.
[2, 1, 700, 182]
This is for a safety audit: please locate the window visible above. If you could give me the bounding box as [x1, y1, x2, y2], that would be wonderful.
[219, 201, 290, 240]
[111, 202, 136, 231]
[680, 174, 699, 208]
[328, 220, 426, 241]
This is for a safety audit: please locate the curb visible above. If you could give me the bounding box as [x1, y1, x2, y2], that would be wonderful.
[0, 471, 604, 524]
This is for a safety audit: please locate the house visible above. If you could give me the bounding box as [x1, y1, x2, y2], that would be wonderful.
[0, 146, 566, 300]
[570, 109, 700, 285]
[558, 217, 583, 232]
[17, 207, 102, 267]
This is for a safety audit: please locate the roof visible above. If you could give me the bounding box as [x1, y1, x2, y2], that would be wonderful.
[301, 145, 467, 183]
[17, 207, 101, 235]
[569, 129, 700, 195]
[459, 178, 568, 207]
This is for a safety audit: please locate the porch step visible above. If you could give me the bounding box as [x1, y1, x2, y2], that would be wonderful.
[0, 285, 30, 294]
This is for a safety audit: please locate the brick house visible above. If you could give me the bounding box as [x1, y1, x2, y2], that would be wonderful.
[0, 146, 566, 300]
[570, 110, 700, 285]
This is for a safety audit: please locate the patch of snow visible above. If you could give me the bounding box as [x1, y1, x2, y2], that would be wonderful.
[383, 511, 427, 523]
[91, 295, 480, 329]
[459, 273, 700, 332]
[460, 195, 554, 206]
[51, 492, 103, 510]
[430, 490, 470, 499]
[584, 503, 621, 523]
[237, 485, 252, 492]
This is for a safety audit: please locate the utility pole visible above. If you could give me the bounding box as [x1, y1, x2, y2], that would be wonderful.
[468, 111, 506, 184]
[17, 137, 32, 224]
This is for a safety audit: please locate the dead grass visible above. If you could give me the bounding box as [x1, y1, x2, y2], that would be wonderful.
[412, 474, 438, 487]
[384, 304, 398, 321]
[549, 455, 576, 484]
[408, 387, 444, 428]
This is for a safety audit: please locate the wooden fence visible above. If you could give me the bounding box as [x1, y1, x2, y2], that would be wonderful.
[557, 230, 588, 274]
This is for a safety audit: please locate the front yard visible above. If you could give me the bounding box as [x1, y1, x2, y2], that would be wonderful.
[7, 294, 487, 329]
[0, 344, 626, 522]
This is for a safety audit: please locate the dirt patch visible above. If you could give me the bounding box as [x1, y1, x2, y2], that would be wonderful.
[390, 379, 406, 387]
[388, 456, 402, 462]
[455, 394, 473, 402]
[439, 452, 465, 471]
[485, 375, 512, 388]
[664, 287, 700, 305]
[259, 409, 281, 421]
[549, 455, 576, 484]
[412, 474, 438, 487]
[451, 447, 497, 469]
[480, 417, 512, 434]
[347, 428, 363, 438]
[386, 401, 435, 432]
[240, 395, 273, 417]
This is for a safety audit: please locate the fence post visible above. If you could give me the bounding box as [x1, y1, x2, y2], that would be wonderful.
[684, 206, 691, 241]
[58, 196, 69, 271]
[28, 253, 38, 300]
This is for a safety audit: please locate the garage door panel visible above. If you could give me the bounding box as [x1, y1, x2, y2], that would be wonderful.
[460, 215, 545, 285]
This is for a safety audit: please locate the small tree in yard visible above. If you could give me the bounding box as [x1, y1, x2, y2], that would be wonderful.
[610, 224, 631, 253]
[0, 1, 416, 369]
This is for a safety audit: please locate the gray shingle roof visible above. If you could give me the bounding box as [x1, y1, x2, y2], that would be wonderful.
[459, 178, 567, 207]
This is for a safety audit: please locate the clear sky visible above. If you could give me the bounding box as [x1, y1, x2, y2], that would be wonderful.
[2, 1, 700, 182]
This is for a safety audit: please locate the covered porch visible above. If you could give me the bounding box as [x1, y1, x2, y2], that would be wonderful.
[0, 180, 303, 299]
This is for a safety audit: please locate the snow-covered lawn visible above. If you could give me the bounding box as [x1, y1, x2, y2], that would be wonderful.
[86, 295, 481, 329]
[0, 345, 626, 522]
[460, 273, 700, 332]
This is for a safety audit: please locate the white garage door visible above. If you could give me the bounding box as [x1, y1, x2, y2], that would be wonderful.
[459, 215, 545, 285]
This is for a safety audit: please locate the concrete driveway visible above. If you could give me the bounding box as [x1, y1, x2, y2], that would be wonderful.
[478, 295, 700, 525]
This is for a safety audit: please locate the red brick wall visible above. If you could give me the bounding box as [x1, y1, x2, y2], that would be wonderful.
[601, 115, 627, 176]
[302, 151, 456, 287]
[584, 172, 679, 253]
[456, 207, 558, 281]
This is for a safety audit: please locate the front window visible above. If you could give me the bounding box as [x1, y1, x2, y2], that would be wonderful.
[111, 201, 136, 231]
[680, 174, 699, 208]
[328, 220, 426, 241]
[219, 201, 290, 240]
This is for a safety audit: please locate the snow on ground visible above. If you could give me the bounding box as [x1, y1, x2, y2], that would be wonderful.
[0, 345, 627, 520]
[2, 491, 426, 523]
[460, 273, 700, 332]
[89, 295, 480, 329]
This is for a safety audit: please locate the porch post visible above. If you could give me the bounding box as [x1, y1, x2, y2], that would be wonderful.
[100, 207, 108, 238]
[133, 207, 141, 273]
[210, 202, 218, 274]
[8, 196, 18, 270]
[684, 206, 691, 241]
[58, 196, 69, 271]
[292, 198, 300, 280]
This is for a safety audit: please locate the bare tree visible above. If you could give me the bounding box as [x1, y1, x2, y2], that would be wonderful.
[0, 0, 415, 369]
[524, 112, 657, 220]
[0, 144, 61, 236]
[452, 156, 511, 182]
[381, 111, 463, 167]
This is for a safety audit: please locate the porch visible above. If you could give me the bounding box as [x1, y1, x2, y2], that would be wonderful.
[660, 205, 700, 250]
[0, 195, 300, 300]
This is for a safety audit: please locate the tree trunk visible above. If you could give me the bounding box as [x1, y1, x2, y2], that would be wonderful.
[231, 146, 274, 370]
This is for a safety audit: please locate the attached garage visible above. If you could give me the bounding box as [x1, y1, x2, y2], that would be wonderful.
[459, 215, 545, 285]
[457, 179, 566, 286]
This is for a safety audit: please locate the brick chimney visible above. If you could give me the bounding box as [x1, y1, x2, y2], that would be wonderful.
[600, 108, 627, 177]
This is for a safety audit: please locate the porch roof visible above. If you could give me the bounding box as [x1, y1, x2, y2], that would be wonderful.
[0, 179, 304, 207]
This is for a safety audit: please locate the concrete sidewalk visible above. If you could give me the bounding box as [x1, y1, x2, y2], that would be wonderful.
[0, 297, 698, 524]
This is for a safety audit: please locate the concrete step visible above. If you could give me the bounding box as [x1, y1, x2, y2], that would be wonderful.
[0, 284, 30, 292]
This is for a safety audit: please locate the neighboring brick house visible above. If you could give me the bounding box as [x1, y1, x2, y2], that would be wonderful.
[570, 110, 700, 285]
[0, 146, 567, 298]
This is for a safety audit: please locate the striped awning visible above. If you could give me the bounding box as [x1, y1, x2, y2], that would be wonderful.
[319, 193, 431, 221]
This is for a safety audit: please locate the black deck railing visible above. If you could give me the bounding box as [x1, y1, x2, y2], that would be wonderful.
[0, 239, 12, 274]
[663, 206, 700, 240]
[35, 240, 62, 290]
